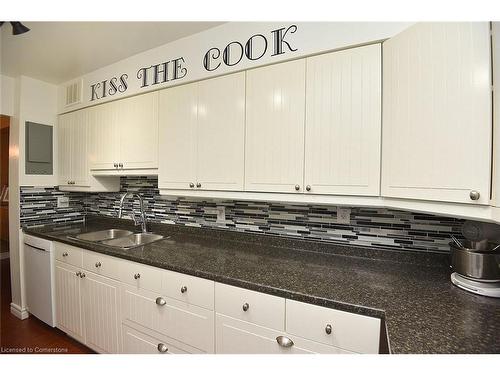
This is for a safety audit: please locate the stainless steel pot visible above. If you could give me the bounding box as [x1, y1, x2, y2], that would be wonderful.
[450, 242, 500, 281]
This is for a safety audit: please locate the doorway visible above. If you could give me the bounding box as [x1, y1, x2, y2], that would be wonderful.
[0, 115, 10, 258]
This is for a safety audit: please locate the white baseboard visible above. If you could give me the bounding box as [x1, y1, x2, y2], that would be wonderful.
[10, 302, 29, 320]
[0, 252, 10, 260]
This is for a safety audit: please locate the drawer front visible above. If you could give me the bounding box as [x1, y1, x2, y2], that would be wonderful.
[121, 285, 214, 353]
[119, 260, 163, 293]
[83, 250, 122, 280]
[215, 283, 285, 331]
[163, 270, 214, 310]
[215, 314, 351, 354]
[286, 299, 381, 354]
[121, 324, 195, 354]
[54, 242, 83, 267]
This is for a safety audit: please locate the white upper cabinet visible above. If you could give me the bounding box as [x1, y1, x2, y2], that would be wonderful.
[57, 112, 73, 186]
[382, 22, 492, 205]
[159, 83, 198, 189]
[245, 59, 306, 193]
[305, 44, 382, 196]
[197, 73, 245, 191]
[89, 91, 159, 172]
[159, 72, 245, 191]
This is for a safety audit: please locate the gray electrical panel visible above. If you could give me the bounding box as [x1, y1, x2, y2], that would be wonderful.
[25, 121, 53, 175]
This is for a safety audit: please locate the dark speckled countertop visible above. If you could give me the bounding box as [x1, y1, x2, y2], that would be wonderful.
[24, 216, 500, 354]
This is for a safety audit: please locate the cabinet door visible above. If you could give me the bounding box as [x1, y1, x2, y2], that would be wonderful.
[55, 261, 84, 342]
[215, 314, 349, 354]
[245, 59, 306, 193]
[71, 109, 89, 186]
[89, 102, 120, 170]
[117, 92, 159, 170]
[81, 271, 121, 354]
[197, 72, 245, 191]
[57, 113, 72, 186]
[382, 22, 492, 204]
[158, 83, 198, 190]
[305, 44, 382, 196]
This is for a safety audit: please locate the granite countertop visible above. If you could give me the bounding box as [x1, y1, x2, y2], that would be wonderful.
[24, 216, 500, 354]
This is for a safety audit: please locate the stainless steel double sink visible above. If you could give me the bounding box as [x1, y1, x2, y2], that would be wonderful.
[70, 229, 165, 249]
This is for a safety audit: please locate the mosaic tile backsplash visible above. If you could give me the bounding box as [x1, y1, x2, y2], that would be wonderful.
[20, 176, 465, 253]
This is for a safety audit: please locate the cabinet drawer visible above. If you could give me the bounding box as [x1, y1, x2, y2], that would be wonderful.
[54, 242, 83, 267]
[119, 260, 163, 293]
[121, 285, 214, 353]
[215, 283, 285, 331]
[83, 251, 122, 280]
[121, 324, 196, 354]
[216, 314, 352, 354]
[286, 299, 381, 354]
[163, 270, 214, 310]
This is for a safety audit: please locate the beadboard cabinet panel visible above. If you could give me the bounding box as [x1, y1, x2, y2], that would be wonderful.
[158, 83, 198, 190]
[196, 72, 246, 191]
[382, 22, 492, 205]
[245, 59, 306, 193]
[89, 102, 120, 170]
[82, 271, 122, 354]
[71, 110, 89, 186]
[305, 44, 382, 196]
[57, 113, 72, 186]
[55, 261, 84, 343]
[115, 92, 159, 170]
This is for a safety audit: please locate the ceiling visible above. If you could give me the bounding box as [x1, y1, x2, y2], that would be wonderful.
[0, 21, 225, 84]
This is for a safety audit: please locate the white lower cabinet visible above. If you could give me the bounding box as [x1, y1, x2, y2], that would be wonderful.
[215, 314, 352, 354]
[121, 284, 214, 353]
[55, 260, 121, 353]
[54, 241, 381, 354]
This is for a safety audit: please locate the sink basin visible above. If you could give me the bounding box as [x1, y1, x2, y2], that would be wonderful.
[75, 229, 134, 242]
[101, 233, 165, 249]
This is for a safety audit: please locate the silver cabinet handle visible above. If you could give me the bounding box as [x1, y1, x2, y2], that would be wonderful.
[157, 343, 168, 353]
[80, 272, 86, 278]
[196, 182, 201, 188]
[155, 297, 166, 306]
[276, 336, 294, 348]
[294, 184, 300, 191]
[113, 163, 118, 168]
[75, 271, 81, 277]
[189, 182, 195, 188]
[95, 262, 101, 268]
[180, 286, 188, 294]
[134, 273, 141, 280]
[325, 324, 332, 335]
[469, 190, 480, 201]
[62, 252, 68, 257]
[306, 185, 311, 192]
[119, 163, 123, 168]
[242, 303, 249, 312]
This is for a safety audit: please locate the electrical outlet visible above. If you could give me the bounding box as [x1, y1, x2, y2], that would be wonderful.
[216, 206, 226, 223]
[336, 207, 351, 224]
[57, 196, 69, 208]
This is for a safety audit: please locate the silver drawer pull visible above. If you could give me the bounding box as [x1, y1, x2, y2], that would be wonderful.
[180, 286, 188, 294]
[242, 303, 249, 312]
[75, 271, 81, 277]
[62, 252, 68, 257]
[469, 190, 480, 200]
[325, 324, 332, 335]
[157, 343, 168, 353]
[276, 336, 294, 348]
[134, 273, 141, 280]
[95, 262, 101, 268]
[155, 297, 166, 306]
[80, 272, 86, 278]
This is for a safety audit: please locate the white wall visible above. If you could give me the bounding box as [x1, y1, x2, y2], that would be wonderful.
[58, 22, 413, 113]
[8, 76, 58, 319]
[1, 74, 15, 116]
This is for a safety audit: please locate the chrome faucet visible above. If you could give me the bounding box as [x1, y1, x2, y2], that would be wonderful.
[118, 192, 148, 233]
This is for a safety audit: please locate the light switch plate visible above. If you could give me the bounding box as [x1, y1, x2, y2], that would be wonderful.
[57, 196, 69, 208]
[216, 206, 226, 223]
[336, 207, 351, 224]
